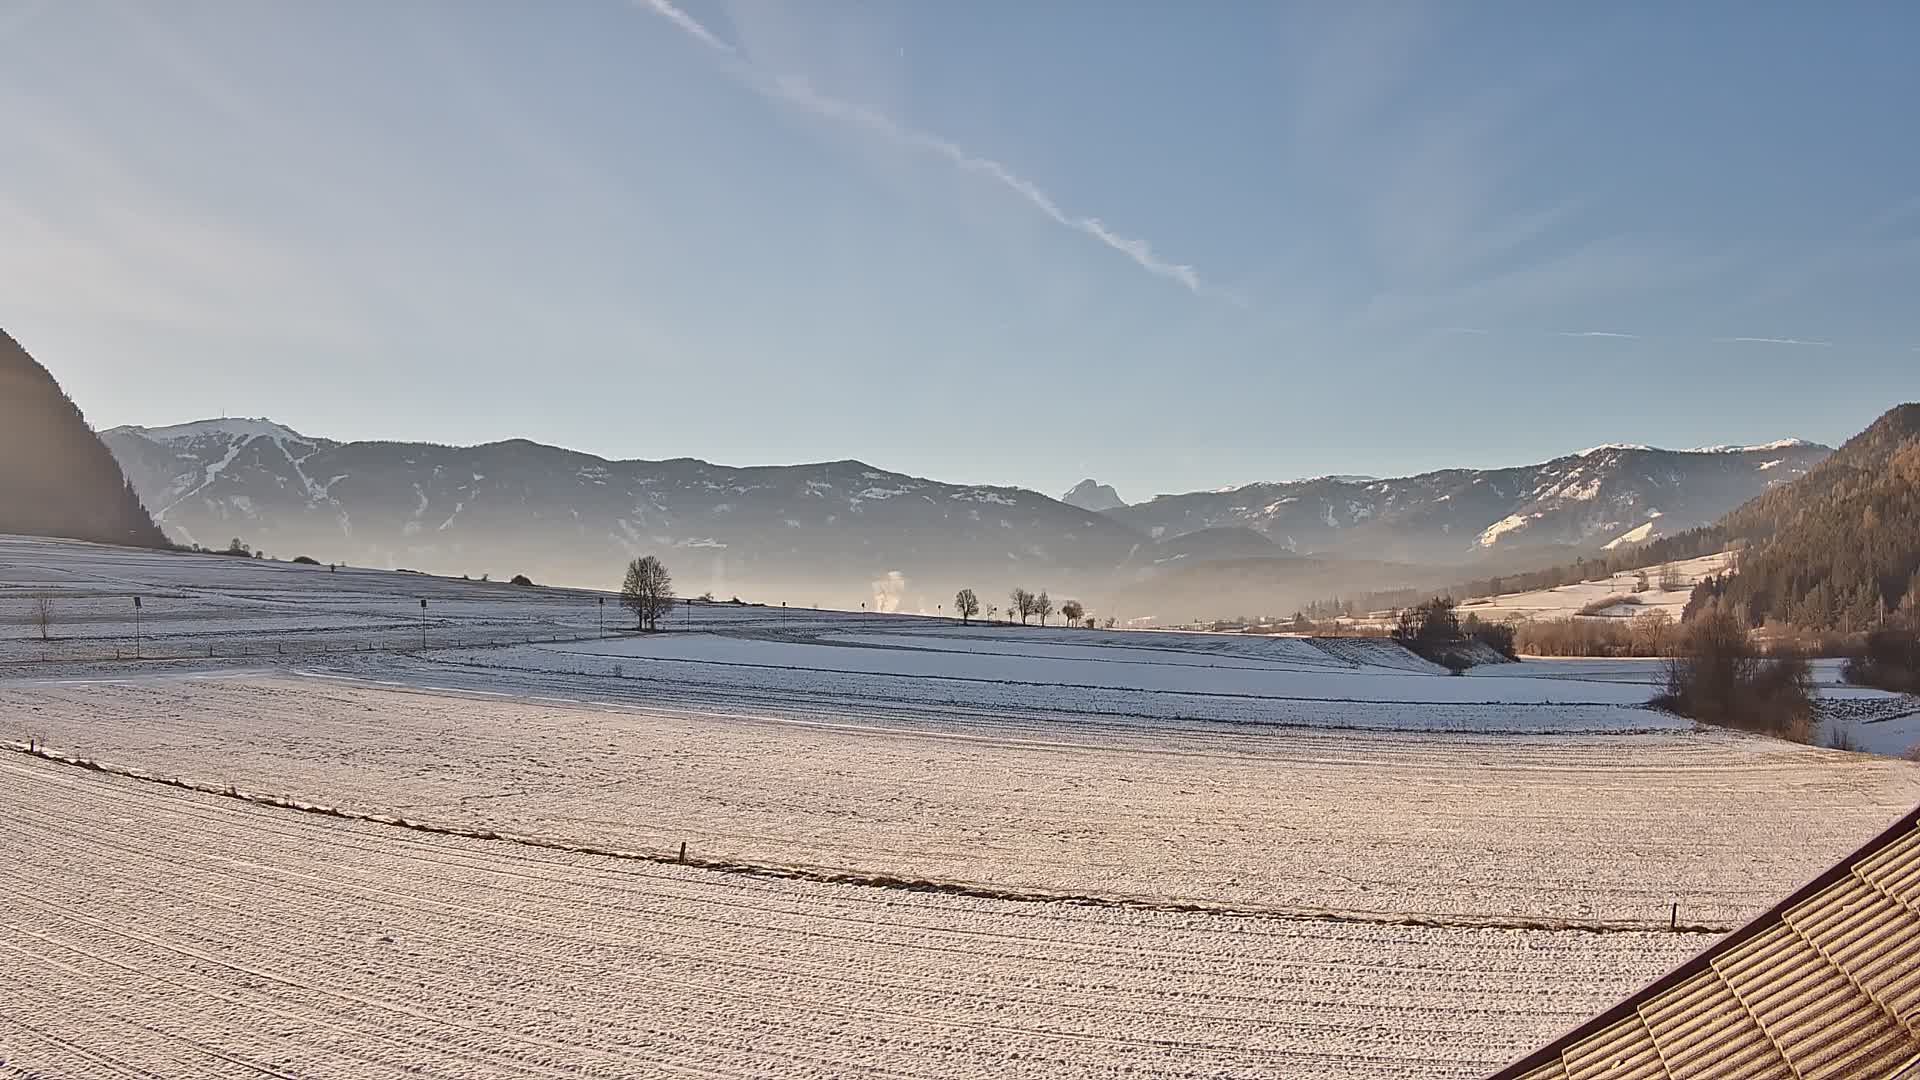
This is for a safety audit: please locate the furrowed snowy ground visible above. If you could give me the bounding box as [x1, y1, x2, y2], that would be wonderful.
[3, 536, 1920, 1078]
[0, 754, 1691, 1080]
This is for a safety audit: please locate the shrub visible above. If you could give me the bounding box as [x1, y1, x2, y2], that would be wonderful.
[1653, 611, 1814, 742]
[510, 574, 535, 587]
[1513, 618, 1634, 657]
[1577, 594, 1639, 616]
[1630, 609, 1675, 656]
[1393, 597, 1502, 668]
[291, 555, 320, 566]
[1466, 617, 1518, 660]
[1392, 597, 1459, 647]
[1843, 627, 1920, 693]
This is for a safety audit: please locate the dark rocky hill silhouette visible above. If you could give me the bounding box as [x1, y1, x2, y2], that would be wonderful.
[0, 329, 168, 549]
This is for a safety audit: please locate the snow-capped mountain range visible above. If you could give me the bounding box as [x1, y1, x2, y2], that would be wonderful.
[1104, 442, 1830, 564]
[102, 419, 1139, 605]
[102, 419, 1830, 603]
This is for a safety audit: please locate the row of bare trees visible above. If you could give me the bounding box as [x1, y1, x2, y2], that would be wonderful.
[615, 559, 1096, 634]
[949, 587, 1089, 627]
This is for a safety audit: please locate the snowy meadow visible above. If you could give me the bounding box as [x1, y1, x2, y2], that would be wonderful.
[3, 536, 1919, 1078]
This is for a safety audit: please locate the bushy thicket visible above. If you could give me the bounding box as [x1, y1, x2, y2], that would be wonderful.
[1844, 625, 1920, 694]
[1388, 598, 1516, 666]
[1461, 614, 1517, 659]
[1575, 594, 1639, 617]
[1653, 610, 1815, 741]
[1516, 618, 1630, 657]
[1514, 609, 1675, 657]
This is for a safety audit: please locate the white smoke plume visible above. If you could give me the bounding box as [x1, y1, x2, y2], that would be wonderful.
[870, 571, 907, 613]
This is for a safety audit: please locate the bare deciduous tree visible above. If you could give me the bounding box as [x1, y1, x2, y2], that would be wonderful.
[32, 596, 53, 641]
[1631, 608, 1674, 656]
[1060, 599, 1084, 625]
[1009, 587, 1034, 625]
[953, 588, 980, 625]
[1034, 591, 1054, 627]
[621, 556, 675, 631]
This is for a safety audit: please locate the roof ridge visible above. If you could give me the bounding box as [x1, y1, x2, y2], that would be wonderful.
[1492, 808, 1920, 1079]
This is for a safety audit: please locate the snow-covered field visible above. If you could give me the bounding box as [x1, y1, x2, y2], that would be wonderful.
[1457, 550, 1736, 623]
[0, 534, 810, 661]
[4, 536, 1920, 1077]
[0, 753, 1694, 1080]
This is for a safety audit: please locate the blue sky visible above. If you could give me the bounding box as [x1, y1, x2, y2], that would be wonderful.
[3, 1, 1916, 500]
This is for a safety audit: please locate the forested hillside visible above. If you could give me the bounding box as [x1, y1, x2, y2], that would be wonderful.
[0, 330, 169, 549]
[1334, 404, 1920, 637]
[1687, 404, 1920, 630]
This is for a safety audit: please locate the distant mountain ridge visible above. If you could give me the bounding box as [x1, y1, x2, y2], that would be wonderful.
[103, 417, 1832, 612]
[1061, 479, 1125, 512]
[0, 330, 167, 549]
[1104, 442, 1829, 565]
[101, 419, 1138, 606]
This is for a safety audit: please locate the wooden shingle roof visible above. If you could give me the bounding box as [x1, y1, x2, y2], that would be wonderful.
[1493, 807, 1920, 1080]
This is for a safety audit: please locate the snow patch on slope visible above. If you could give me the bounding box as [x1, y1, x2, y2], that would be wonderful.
[1687, 438, 1814, 453]
[1477, 513, 1534, 547]
[1603, 521, 1658, 549]
[122, 418, 309, 444]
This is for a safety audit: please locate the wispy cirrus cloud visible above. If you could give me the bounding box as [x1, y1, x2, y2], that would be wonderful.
[633, 0, 1209, 296]
[638, 0, 734, 54]
[1557, 330, 1639, 339]
[1716, 336, 1833, 347]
